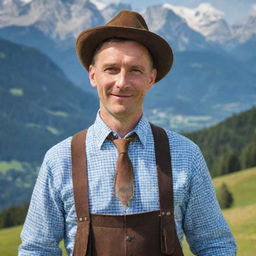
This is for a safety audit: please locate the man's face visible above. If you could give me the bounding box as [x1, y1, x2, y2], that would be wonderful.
[89, 40, 157, 121]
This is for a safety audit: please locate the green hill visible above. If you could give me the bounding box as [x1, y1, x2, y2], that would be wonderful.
[0, 38, 98, 163]
[186, 106, 256, 177]
[0, 38, 98, 210]
[1, 167, 255, 256]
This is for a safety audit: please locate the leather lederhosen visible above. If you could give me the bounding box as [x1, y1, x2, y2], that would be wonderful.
[71, 124, 184, 256]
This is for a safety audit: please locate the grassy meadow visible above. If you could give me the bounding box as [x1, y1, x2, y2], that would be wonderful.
[1, 167, 256, 256]
[183, 167, 256, 255]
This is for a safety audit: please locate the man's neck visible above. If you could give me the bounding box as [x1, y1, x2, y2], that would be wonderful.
[99, 111, 142, 138]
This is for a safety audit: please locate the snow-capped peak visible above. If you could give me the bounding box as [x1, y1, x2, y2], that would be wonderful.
[90, 0, 107, 10]
[163, 2, 231, 42]
[196, 3, 224, 19]
[163, 2, 224, 31]
[20, 0, 33, 4]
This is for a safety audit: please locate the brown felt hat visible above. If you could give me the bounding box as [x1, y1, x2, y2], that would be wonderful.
[76, 10, 173, 82]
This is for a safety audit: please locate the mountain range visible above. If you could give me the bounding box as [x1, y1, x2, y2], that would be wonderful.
[0, 0, 256, 210]
[1, 1, 255, 50]
[0, 0, 256, 131]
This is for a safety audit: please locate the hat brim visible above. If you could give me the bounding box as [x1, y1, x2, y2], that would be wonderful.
[76, 26, 173, 82]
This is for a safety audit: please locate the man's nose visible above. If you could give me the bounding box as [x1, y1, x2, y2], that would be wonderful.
[115, 70, 130, 89]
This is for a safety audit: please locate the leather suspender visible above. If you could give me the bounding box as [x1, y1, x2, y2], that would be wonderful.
[150, 123, 175, 255]
[71, 130, 90, 256]
[71, 124, 180, 256]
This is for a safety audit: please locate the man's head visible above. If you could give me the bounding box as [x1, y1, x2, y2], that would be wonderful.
[76, 10, 173, 83]
[88, 39, 157, 121]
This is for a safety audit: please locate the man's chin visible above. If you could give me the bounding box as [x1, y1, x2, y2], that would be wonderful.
[100, 104, 142, 120]
[111, 108, 135, 118]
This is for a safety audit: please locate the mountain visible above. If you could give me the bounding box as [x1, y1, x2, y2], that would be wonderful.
[0, 0, 104, 41]
[161, 2, 256, 52]
[143, 4, 217, 52]
[0, 38, 98, 210]
[0, 38, 98, 162]
[162, 3, 233, 44]
[0, 0, 105, 86]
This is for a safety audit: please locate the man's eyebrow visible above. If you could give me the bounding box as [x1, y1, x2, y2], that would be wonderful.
[131, 64, 143, 68]
[130, 65, 145, 71]
[102, 63, 117, 67]
[100, 63, 146, 71]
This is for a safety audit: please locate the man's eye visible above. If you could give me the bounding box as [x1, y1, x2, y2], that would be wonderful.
[131, 68, 142, 73]
[104, 67, 117, 72]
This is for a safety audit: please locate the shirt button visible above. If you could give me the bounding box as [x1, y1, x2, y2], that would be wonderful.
[125, 236, 133, 242]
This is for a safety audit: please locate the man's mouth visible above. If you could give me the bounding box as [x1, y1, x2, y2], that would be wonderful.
[111, 93, 132, 98]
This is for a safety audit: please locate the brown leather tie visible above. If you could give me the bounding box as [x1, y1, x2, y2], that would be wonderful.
[108, 133, 137, 206]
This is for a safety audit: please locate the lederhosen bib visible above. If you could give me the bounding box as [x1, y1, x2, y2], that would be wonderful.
[71, 124, 184, 256]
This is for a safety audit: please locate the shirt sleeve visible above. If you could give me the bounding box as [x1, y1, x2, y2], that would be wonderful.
[18, 151, 65, 256]
[183, 146, 237, 256]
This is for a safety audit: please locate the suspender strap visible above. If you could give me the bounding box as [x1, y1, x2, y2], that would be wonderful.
[150, 123, 176, 255]
[71, 129, 90, 256]
[150, 123, 174, 211]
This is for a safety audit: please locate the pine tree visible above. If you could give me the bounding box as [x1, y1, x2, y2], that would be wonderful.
[216, 183, 234, 209]
[227, 153, 241, 173]
[216, 150, 240, 175]
[241, 140, 256, 169]
[0, 203, 29, 228]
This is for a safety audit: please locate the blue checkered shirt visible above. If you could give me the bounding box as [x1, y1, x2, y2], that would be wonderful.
[19, 113, 236, 255]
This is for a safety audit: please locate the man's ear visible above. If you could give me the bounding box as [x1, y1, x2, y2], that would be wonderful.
[148, 68, 157, 90]
[89, 65, 97, 88]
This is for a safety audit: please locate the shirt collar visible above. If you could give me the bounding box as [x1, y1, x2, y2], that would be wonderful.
[129, 115, 149, 148]
[92, 112, 112, 150]
[92, 111, 150, 150]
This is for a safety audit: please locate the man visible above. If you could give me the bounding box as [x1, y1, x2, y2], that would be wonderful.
[19, 10, 236, 256]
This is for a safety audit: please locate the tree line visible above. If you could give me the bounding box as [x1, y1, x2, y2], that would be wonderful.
[0, 203, 29, 229]
[185, 106, 256, 177]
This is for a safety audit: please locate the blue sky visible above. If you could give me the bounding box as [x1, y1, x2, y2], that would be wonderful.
[99, 0, 256, 23]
